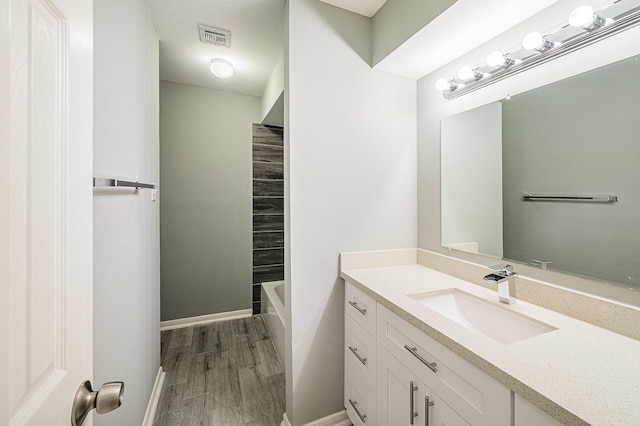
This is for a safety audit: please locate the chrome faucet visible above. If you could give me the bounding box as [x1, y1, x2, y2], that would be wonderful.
[483, 264, 517, 305]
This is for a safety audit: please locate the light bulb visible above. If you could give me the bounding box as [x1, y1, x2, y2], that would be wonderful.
[458, 66, 477, 80]
[210, 58, 234, 78]
[522, 32, 553, 51]
[435, 78, 452, 91]
[569, 5, 606, 29]
[486, 51, 505, 67]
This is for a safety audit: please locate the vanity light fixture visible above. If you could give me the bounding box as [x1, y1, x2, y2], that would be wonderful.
[486, 51, 515, 68]
[209, 58, 234, 79]
[457, 66, 484, 81]
[569, 5, 607, 29]
[435, 0, 640, 100]
[435, 78, 458, 91]
[522, 31, 555, 51]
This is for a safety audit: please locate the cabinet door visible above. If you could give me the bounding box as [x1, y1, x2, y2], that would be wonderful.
[424, 390, 470, 426]
[378, 345, 470, 426]
[378, 344, 424, 426]
[515, 394, 562, 426]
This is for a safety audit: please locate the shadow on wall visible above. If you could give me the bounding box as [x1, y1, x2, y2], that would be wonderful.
[291, 277, 346, 424]
[310, 0, 371, 66]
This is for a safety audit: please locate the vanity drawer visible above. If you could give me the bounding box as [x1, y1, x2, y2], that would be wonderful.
[345, 281, 377, 336]
[377, 304, 510, 426]
[345, 314, 377, 393]
[345, 367, 377, 426]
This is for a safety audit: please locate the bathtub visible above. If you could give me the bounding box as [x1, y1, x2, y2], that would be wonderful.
[261, 280, 285, 363]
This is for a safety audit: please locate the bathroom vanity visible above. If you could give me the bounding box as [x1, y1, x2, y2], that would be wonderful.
[340, 249, 640, 426]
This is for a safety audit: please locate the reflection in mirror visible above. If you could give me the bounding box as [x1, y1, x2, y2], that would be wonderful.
[441, 54, 640, 290]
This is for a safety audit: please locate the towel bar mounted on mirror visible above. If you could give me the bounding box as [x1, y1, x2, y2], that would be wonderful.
[522, 193, 618, 203]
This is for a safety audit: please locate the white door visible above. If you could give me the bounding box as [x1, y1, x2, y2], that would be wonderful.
[1, 0, 94, 424]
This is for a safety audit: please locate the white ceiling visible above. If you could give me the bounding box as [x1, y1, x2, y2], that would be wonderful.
[318, 0, 388, 17]
[147, 0, 285, 97]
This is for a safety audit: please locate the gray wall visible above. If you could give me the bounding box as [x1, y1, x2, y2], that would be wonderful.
[93, 0, 160, 424]
[417, 1, 640, 304]
[286, 0, 417, 424]
[159, 81, 261, 321]
[371, 0, 457, 65]
[502, 56, 640, 287]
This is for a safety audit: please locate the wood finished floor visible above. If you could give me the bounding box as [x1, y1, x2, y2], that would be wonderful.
[154, 316, 285, 426]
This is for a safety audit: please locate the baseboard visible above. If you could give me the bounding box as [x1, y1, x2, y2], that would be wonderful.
[141, 366, 165, 426]
[160, 309, 253, 331]
[282, 410, 351, 426]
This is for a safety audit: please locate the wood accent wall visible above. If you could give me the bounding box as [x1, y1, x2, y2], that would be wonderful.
[252, 124, 285, 314]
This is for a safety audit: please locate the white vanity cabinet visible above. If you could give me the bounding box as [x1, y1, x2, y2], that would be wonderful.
[345, 281, 511, 426]
[345, 283, 378, 425]
[515, 394, 563, 426]
[377, 344, 467, 426]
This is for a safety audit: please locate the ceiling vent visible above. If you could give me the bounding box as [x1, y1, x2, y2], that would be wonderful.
[198, 24, 231, 48]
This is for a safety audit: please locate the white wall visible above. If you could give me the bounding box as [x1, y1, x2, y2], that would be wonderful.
[93, 0, 160, 424]
[159, 81, 260, 321]
[0, 1, 9, 419]
[261, 50, 284, 125]
[417, 0, 640, 303]
[286, 0, 417, 424]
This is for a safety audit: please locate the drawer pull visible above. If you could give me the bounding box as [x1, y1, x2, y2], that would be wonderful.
[404, 345, 438, 373]
[348, 399, 367, 423]
[409, 381, 419, 425]
[425, 396, 434, 426]
[348, 346, 368, 365]
[348, 300, 367, 315]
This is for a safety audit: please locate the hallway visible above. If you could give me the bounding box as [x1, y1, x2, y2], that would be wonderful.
[154, 316, 285, 425]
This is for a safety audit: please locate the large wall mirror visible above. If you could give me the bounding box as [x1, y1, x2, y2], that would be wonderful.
[441, 54, 640, 291]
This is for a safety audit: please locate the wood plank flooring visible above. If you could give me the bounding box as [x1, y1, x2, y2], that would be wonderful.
[154, 316, 285, 426]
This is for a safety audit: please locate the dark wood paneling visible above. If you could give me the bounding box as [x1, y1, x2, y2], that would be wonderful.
[253, 162, 283, 179]
[252, 302, 261, 315]
[252, 123, 283, 146]
[253, 179, 284, 197]
[253, 197, 284, 214]
[252, 265, 285, 284]
[253, 214, 284, 232]
[253, 249, 284, 267]
[253, 231, 285, 249]
[252, 143, 284, 163]
[252, 284, 262, 301]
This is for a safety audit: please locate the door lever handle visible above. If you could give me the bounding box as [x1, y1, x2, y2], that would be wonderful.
[71, 380, 124, 426]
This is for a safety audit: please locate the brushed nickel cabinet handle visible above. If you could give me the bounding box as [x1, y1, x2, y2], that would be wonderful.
[425, 395, 434, 426]
[348, 300, 367, 315]
[409, 381, 419, 425]
[348, 398, 367, 423]
[404, 344, 437, 373]
[348, 346, 367, 365]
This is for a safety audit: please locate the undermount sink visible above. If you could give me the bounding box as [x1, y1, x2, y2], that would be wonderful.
[408, 289, 557, 345]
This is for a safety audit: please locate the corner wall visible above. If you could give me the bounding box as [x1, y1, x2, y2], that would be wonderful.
[159, 81, 260, 321]
[93, 0, 160, 424]
[286, 1, 417, 423]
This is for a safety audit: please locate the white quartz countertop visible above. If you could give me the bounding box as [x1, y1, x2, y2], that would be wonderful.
[341, 264, 640, 426]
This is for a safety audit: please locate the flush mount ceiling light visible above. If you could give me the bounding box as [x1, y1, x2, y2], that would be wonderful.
[209, 58, 234, 79]
[435, 0, 640, 100]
